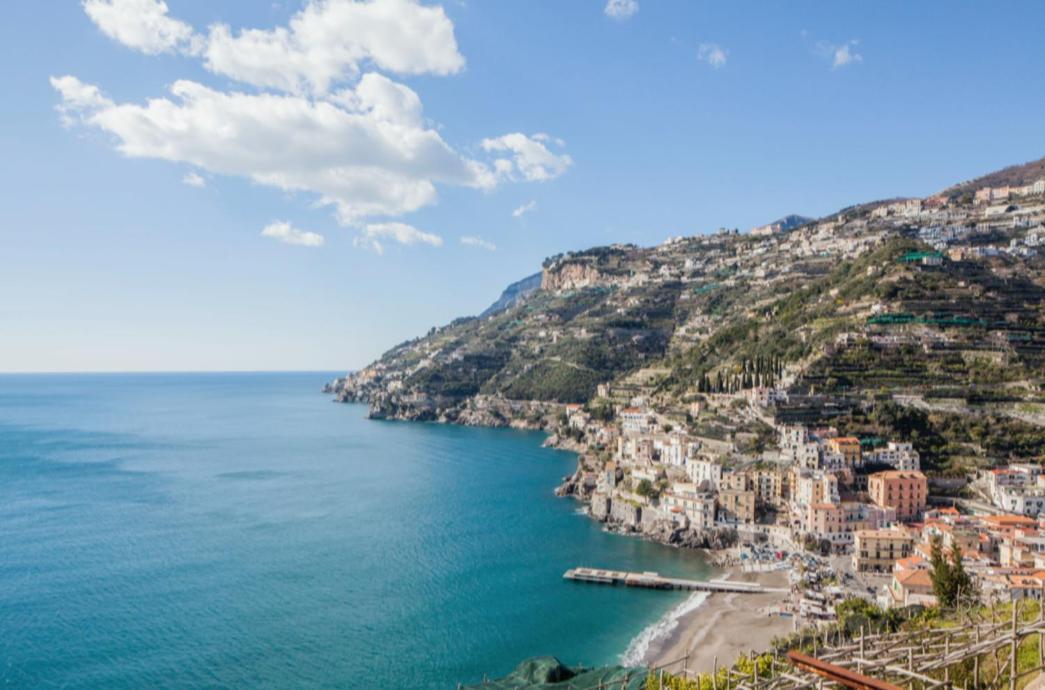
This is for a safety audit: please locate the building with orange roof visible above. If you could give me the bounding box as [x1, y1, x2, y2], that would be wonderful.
[825, 436, 861, 468]
[983, 514, 1038, 528]
[885, 566, 936, 608]
[869, 470, 927, 522]
[619, 407, 651, 434]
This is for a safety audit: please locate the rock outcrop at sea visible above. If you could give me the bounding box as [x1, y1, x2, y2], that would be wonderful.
[556, 472, 739, 551]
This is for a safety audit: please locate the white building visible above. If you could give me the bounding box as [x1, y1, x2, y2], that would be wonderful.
[662, 483, 716, 529]
[686, 458, 723, 490]
[620, 407, 651, 435]
[868, 442, 920, 471]
[988, 465, 1045, 516]
[793, 469, 840, 507]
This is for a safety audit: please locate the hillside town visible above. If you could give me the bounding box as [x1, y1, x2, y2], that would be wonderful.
[555, 377, 1045, 626]
[328, 164, 1045, 635]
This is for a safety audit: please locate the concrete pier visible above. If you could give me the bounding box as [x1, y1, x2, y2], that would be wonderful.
[563, 567, 787, 593]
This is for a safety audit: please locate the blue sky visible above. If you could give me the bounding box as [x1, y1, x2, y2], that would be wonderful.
[2, 0, 1044, 373]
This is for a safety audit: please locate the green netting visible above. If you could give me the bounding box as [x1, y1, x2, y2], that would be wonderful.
[461, 656, 648, 690]
[899, 251, 943, 262]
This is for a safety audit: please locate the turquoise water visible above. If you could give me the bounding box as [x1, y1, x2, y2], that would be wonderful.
[0, 373, 712, 689]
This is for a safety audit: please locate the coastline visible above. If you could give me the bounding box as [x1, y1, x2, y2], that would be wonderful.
[634, 567, 793, 675]
[325, 389, 797, 684]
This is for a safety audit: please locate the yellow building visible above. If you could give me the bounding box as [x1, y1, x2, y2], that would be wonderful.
[825, 436, 861, 467]
[853, 528, 915, 573]
[718, 489, 756, 524]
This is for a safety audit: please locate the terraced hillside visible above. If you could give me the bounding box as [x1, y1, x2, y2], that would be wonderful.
[328, 157, 1045, 465]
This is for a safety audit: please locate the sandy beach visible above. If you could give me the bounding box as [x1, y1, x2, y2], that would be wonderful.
[639, 568, 794, 675]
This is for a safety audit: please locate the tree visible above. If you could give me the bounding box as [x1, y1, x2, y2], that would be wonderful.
[636, 479, 654, 498]
[948, 543, 976, 607]
[929, 533, 977, 608]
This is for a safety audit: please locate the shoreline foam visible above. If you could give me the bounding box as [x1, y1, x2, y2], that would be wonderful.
[635, 568, 793, 675]
[620, 590, 710, 666]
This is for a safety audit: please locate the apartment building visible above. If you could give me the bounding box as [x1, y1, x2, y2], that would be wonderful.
[868, 470, 928, 522]
[853, 528, 915, 573]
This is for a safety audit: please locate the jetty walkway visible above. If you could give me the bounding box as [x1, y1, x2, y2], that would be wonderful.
[563, 567, 788, 593]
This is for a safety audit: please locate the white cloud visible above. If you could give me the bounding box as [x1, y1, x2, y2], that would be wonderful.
[58, 2, 572, 235]
[83, 0, 463, 95]
[182, 171, 206, 188]
[83, 0, 199, 55]
[50, 75, 114, 126]
[819, 40, 863, 69]
[460, 235, 495, 251]
[354, 221, 443, 254]
[698, 43, 728, 69]
[261, 220, 325, 247]
[604, 0, 638, 20]
[203, 0, 465, 95]
[482, 133, 573, 182]
[512, 200, 537, 219]
[52, 74, 495, 223]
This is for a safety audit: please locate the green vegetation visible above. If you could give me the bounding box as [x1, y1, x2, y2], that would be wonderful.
[356, 190, 1043, 469]
[929, 534, 977, 608]
[638, 597, 1045, 690]
[645, 652, 775, 690]
[828, 401, 1045, 472]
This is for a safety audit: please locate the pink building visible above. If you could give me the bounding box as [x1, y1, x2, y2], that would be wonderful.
[869, 470, 928, 522]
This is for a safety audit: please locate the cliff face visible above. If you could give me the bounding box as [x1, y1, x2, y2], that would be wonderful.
[541, 262, 612, 291]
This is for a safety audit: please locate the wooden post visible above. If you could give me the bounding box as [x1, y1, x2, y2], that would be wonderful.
[974, 625, 981, 690]
[658, 669, 664, 690]
[1010, 598, 1018, 690]
[859, 624, 865, 673]
[1039, 586, 1044, 670]
[713, 657, 718, 690]
[945, 632, 951, 685]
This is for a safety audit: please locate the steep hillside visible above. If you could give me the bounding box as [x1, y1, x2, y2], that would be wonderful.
[480, 272, 542, 318]
[328, 158, 1045, 464]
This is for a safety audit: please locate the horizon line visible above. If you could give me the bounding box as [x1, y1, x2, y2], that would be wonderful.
[0, 369, 350, 376]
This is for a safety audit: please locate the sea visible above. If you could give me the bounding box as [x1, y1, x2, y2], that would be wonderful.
[0, 372, 713, 689]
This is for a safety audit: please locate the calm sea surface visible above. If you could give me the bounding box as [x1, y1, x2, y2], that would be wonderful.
[0, 373, 711, 689]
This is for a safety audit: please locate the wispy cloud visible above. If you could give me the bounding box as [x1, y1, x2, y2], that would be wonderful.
[260, 221, 324, 247]
[482, 133, 572, 182]
[182, 171, 206, 188]
[353, 222, 443, 255]
[818, 39, 863, 69]
[604, 0, 638, 21]
[698, 43, 728, 69]
[512, 200, 537, 219]
[460, 235, 496, 251]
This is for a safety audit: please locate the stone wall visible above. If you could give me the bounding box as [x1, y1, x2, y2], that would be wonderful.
[608, 498, 642, 529]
